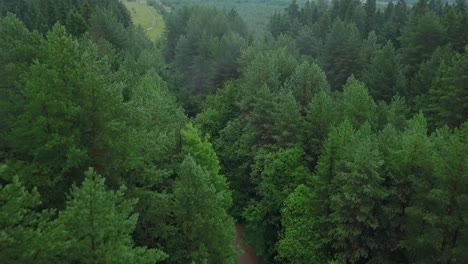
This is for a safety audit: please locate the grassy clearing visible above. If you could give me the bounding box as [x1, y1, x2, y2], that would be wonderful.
[121, 0, 165, 41]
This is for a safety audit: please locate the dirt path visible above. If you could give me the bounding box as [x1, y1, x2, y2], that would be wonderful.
[144, 6, 156, 31]
[235, 224, 258, 264]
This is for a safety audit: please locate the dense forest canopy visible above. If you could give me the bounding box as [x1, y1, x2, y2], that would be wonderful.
[0, 0, 467, 263]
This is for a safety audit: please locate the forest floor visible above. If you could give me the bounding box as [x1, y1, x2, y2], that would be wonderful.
[121, 0, 165, 41]
[235, 224, 258, 264]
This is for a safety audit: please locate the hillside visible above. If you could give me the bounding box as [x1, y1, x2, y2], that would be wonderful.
[121, 0, 166, 40]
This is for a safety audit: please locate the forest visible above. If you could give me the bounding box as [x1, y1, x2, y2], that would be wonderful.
[0, 0, 467, 263]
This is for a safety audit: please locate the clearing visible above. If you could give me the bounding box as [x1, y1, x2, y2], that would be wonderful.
[121, 0, 165, 41]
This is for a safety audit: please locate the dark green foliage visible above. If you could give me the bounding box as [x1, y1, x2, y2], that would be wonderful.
[395, 122, 468, 263]
[0, 15, 42, 161]
[286, 61, 330, 108]
[424, 48, 468, 128]
[53, 169, 166, 263]
[164, 6, 248, 115]
[0, 0, 131, 35]
[0, 172, 56, 263]
[323, 19, 362, 90]
[363, 41, 406, 102]
[304, 91, 337, 162]
[364, 0, 377, 34]
[243, 147, 312, 262]
[117, 71, 186, 249]
[400, 11, 447, 78]
[9, 24, 124, 207]
[410, 45, 455, 103]
[1, 0, 467, 262]
[328, 124, 387, 263]
[194, 82, 241, 139]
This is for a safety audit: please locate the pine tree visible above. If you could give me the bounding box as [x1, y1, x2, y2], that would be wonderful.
[65, 8, 88, 36]
[363, 41, 406, 102]
[0, 15, 41, 161]
[313, 120, 357, 258]
[171, 156, 237, 263]
[364, 0, 377, 34]
[387, 114, 434, 261]
[120, 71, 186, 248]
[285, 61, 330, 108]
[400, 11, 447, 78]
[0, 172, 57, 262]
[404, 123, 468, 263]
[425, 48, 468, 129]
[53, 169, 166, 263]
[9, 24, 125, 207]
[181, 123, 232, 209]
[339, 77, 377, 128]
[323, 19, 362, 90]
[271, 90, 305, 148]
[304, 91, 337, 163]
[328, 124, 387, 263]
[410, 45, 454, 105]
[194, 82, 241, 140]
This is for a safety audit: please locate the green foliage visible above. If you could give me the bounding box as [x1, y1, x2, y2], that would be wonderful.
[53, 168, 166, 263]
[9, 24, 125, 207]
[424, 48, 468, 128]
[328, 125, 387, 263]
[171, 156, 237, 263]
[323, 19, 362, 90]
[363, 41, 406, 102]
[277, 184, 326, 263]
[400, 11, 447, 77]
[304, 90, 338, 162]
[243, 146, 312, 262]
[240, 46, 298, 93]
[0, 0, 131, 34]
[181, 123, 232, 209]
[1, 0, 467, 263]
[0, 174, 55, 263]
[285, 61, 330, 108]
[0, 15, 42, 161]
[164, 6, 248, 115]
[194, 82, 241, 139]
[339, 77, 377, 128]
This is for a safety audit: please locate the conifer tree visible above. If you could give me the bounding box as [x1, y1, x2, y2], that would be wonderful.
[339, 77, 377, 128]
[53, 169, 166, 263]
[400, 11, 446, 78]
[323, 20, 362, 90]
[304, 91, 337, 162]
[171, 156, 237, 264]
[181, 123, 232, 209]
[9, 24, 125, 206]
[425, 48, 468, 128]
[363, 41, 406, 102]
[0, 172, 56, 262]
[328, 124, 387, 263]
[285, 61, 330, 108]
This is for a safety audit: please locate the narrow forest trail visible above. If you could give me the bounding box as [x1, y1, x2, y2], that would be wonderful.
[235, 224, 258, 264]
[144, 6, 156, 32]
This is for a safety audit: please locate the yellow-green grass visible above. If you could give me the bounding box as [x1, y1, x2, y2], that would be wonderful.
[121, 0, 165, 41]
